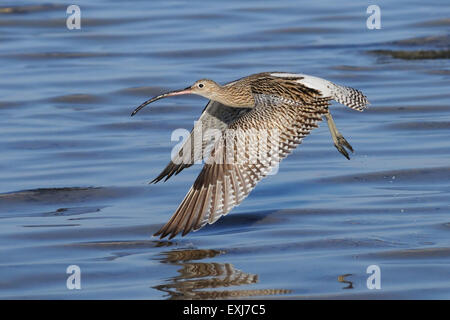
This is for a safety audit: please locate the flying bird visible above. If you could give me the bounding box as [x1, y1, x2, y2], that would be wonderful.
[131, 72, 369, 239]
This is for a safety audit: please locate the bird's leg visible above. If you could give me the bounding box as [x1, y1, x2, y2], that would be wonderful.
[324, 111, 354, 160]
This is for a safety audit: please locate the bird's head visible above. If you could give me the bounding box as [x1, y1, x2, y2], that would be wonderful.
[189, 79, 221, 98]
[131, 79, 221, 116]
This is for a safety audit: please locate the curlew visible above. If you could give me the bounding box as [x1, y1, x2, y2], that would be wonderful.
[131, 72, 369, 239]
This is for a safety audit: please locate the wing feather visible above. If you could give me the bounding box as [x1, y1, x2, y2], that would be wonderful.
[151, 100, 251, 183]
[154, 94, 329, 239]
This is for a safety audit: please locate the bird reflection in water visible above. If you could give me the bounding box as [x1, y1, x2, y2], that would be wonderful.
[337, 273, 354, 289]
[154, 248, 291, 299]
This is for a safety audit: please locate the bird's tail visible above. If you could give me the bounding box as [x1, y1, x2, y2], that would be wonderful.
[268, 72, 369, 112]
[331, 84, 369, 112]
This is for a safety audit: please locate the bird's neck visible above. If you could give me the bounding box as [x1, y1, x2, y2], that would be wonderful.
[213, 84, 255, 108]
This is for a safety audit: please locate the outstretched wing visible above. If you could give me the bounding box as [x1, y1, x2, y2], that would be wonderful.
[154, 94, 330, 239]
[151, 100, 251, 183]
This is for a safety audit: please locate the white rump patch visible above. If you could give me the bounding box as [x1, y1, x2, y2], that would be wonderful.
[270, 72, 334, 97]
[270, 72, 369, 111]
[270, 72, 303, 78]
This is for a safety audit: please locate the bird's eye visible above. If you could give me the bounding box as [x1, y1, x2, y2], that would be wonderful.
[198, 83, 204, 88]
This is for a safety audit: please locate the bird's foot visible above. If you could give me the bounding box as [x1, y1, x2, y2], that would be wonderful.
[334, 134, 354, 160]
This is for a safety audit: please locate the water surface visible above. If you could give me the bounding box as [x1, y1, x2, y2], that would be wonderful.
[0, 0, 449, 299]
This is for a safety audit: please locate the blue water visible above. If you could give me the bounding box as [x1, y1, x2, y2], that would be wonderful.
[0, 0, 449, 299]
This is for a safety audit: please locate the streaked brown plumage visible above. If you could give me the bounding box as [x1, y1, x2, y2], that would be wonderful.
[131, 72, 369, 239]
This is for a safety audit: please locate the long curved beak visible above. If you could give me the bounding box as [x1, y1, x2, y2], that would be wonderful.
[131, 87, 192, 116]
